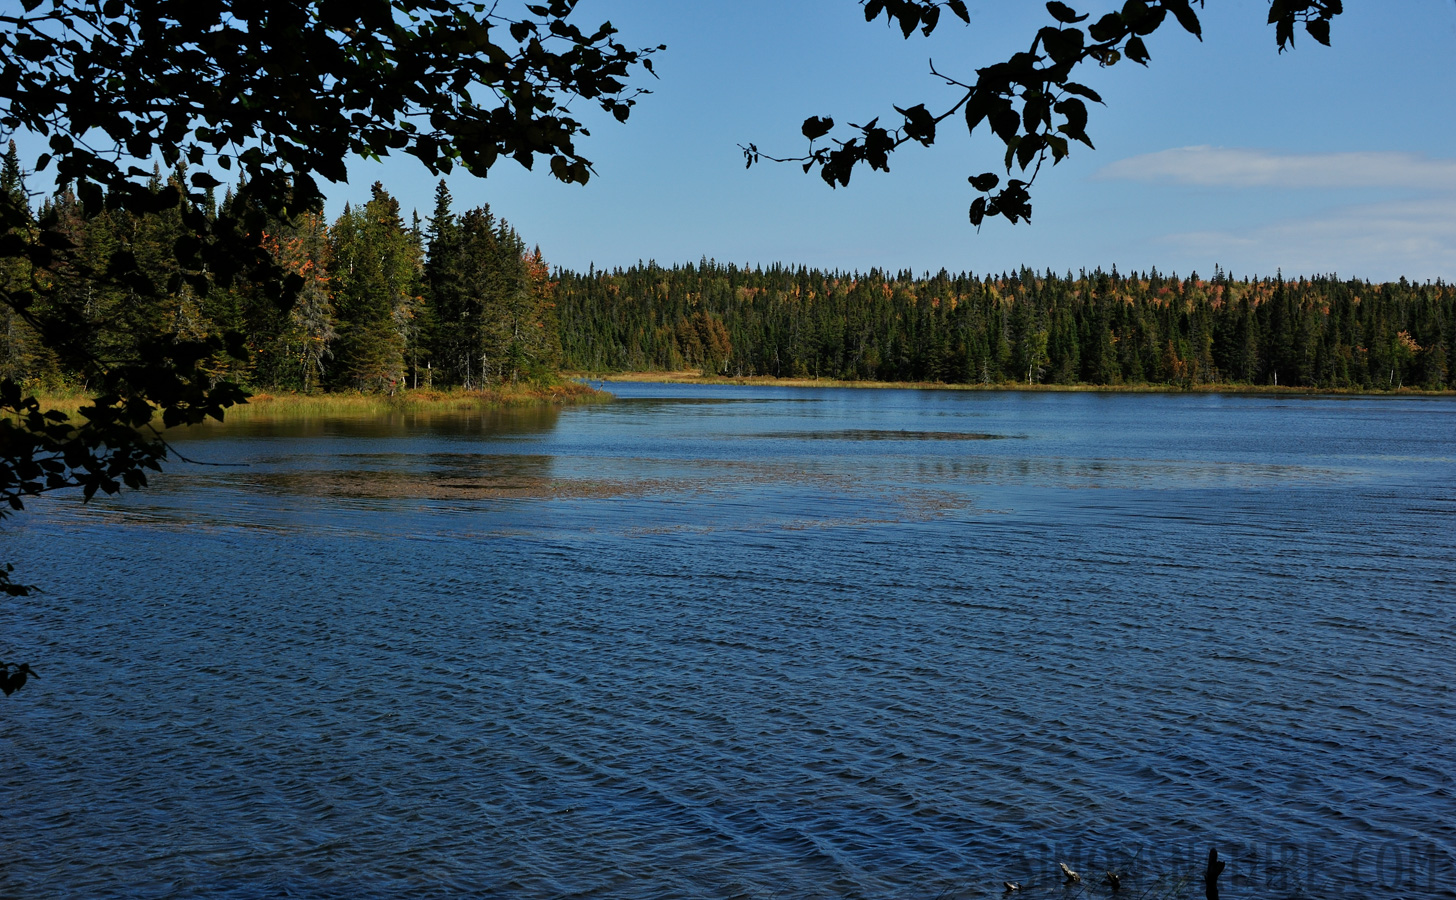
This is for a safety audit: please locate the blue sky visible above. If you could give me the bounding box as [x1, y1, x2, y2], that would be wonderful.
[10, 1, 1454, 281]
[332, 0, 1455, 282]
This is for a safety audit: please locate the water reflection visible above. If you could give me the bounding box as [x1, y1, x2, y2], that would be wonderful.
[172, 402, 570, 442]
[753, 429, 1013, 441]
[239, 454, 567, 501]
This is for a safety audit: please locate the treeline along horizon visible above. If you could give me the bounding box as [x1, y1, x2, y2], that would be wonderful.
[2, 144, 1451, 395]
[555, 260, 1453, 391]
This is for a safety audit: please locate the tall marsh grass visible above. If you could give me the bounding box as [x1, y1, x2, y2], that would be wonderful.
[15, 382, 610, 426]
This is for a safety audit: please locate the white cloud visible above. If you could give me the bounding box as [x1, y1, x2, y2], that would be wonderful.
[1158, 198, 1456, 282]
[1097, 146, 1456, 190]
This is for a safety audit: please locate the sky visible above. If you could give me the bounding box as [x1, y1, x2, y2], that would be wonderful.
[337, 0, 1453, 283]
[12, 1, 1456, 281]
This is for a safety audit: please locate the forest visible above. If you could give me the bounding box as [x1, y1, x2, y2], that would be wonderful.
[4, 141, 1451, 395]
[0, 144, 560, 397]
[556, 262, 1453, 391]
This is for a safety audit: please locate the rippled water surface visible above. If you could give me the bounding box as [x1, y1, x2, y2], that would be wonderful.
[3, 385, 1454, 899]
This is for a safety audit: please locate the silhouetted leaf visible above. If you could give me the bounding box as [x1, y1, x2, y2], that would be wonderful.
[1061, 82, 1103, 104]
[1040, 26, 1085, 65]
[969, 172, 1000, 191]
[920, 5, 940, 36]
[990, 105, 1020, 143]
[1129, 6, 1166, 36]
[1275, 16, 1294, 49]
[895, 104, 936, 145]
[898, 5, 920, 38]
[801, 116, 834, 140]
[1022, 93, 1050, 130]
[964, 92, 993, 132]
[1016, 133, 1044, 170]
[1125, 35, 1150, 64]
[1055, 97, 1088, 135]
[1045, 2, 1088, 25]
[1164, 0, 1202, 38]
[1088, 12, 1125, 42]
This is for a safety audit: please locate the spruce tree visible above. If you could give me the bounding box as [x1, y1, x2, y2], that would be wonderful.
[422, 181, 463, 387]
[0, 141, 39, 382]
[328, 184, 417, 392]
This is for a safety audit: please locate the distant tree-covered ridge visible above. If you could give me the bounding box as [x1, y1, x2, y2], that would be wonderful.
[555, 261, 1452, 391]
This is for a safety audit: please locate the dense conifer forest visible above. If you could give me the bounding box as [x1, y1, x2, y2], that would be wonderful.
[559, 263, 1453, 390]
[1, 147, 560, 396]
[4, 144, 1450, 394]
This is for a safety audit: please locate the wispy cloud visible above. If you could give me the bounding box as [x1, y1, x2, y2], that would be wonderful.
[1097, 146, 1456, 190]
[1158, 198, 1456, 282]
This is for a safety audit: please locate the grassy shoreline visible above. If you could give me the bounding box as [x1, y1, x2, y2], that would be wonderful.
[24, 381, 611, 421]
[576, 370, 1456, 398]
[22, 375, 1454, 421]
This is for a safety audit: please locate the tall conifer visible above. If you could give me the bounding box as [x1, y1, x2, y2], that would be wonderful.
[329, 184, 417, 391]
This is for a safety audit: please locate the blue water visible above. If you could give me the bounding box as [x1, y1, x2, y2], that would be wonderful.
[2, 385, 1453, 899]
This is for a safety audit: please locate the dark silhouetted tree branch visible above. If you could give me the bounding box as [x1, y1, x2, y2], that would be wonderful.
[743, 1, 1343, 227]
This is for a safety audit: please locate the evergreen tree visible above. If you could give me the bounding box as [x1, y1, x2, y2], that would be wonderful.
[328, 184, 417, 392]
[0, 141, 41, 383]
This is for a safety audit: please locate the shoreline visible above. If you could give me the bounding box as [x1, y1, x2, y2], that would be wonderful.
[574, 371, 1456, 398]
[20, 376, 1454, 419]
[21, 382, 611, 421]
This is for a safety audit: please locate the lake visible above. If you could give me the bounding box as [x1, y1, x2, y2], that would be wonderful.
[2, 384, 1453, 899]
